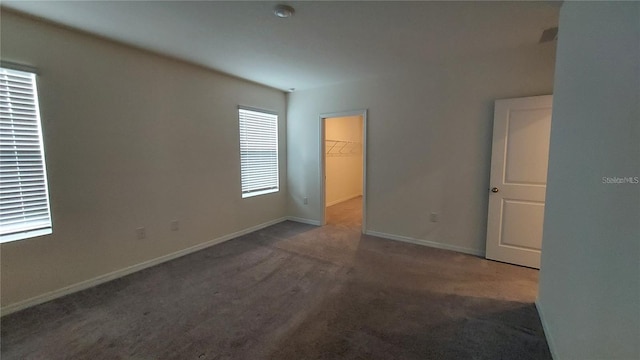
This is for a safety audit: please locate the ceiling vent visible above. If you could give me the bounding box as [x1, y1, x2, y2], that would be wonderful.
[539, 27, 559, 43]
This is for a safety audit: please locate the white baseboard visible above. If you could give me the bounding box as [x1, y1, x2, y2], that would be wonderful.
[286, 216, 322, 226]
[0, 217, 288, 317]
[364, 230, 484, 257]
[326, 194, 362, 207]
[535, 299, 558, 360]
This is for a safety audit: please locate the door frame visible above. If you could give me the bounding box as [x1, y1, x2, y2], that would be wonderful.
[319, 109, 368, 233]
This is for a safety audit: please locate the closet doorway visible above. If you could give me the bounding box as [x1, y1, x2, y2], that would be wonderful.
[320, 110, 367, 232]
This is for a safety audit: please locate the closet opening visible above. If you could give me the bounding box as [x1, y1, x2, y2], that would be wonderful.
[320, 110, 367, 232]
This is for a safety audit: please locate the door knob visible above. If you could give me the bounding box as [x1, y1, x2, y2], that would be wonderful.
[491, 187, 499, 193]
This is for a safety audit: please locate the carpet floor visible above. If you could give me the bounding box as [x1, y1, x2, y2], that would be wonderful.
[1, 197, 551, 359]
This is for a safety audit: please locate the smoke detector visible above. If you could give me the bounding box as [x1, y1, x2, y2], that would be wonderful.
[274, 4, 295, 18]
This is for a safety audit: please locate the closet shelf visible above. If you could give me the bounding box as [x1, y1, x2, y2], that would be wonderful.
[325, 139, 362, 157]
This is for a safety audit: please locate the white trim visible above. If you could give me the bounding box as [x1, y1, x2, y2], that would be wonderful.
[0, 227, 52, 243]
[286, 216, 322, 226]
[364, 230, 485, 257]
[326, 194, 362, 207]
[319, 114, 326, 225]
[319, 109, 368, 233]
[535, 300, 558, 360]
[0, 217, 288, 316]
[0, 61, 39, 74]
[0, 67, 53, 242]
[237, 104, 278, 116]
[241, 188, 278, 199]
[361, 111, 368, 233]
[238, 107, 279, 198]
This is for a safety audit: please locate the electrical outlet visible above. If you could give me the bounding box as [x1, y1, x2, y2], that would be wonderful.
[170, 220, 179, 231]
[136, 227, 146, 239]
[429, 213, 439, 223]
[303, 197, 308, 205]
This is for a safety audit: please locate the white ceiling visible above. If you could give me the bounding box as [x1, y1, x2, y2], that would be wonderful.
[2, 1, 560, 92]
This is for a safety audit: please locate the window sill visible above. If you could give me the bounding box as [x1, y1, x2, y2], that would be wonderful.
[242, 188, 279, 198]
[0, 228, 52, 244]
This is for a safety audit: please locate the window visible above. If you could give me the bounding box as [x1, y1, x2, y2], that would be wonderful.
[238, 107, 279, 198]
[0, 66, 52, 243]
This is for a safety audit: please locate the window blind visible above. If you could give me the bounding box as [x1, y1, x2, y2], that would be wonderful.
[238, 107, 279, 198]
[0, 67, 52, 242]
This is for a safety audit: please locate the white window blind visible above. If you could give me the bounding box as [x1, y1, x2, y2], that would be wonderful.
[0, 66, 52, 242]
[238, 107, 279, 198]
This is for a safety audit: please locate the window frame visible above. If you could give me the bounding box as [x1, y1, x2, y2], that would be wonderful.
[238, 106, 279, 199]
[0, 65, 53, 243]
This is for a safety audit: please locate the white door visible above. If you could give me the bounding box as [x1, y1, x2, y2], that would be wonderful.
[486, 95, 553, 269]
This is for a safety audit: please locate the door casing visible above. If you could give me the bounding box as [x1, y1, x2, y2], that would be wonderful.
[319, 109, 368, 232]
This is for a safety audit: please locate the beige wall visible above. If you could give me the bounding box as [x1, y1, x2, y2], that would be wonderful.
[325, 116, 363, 206]
[0, 7, 559, 315]
[287, 43, 556, 254]
[538, 2, 639, 359]
[0, 12, 287, 310]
